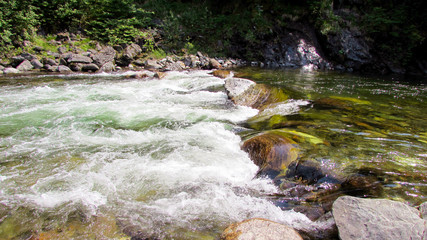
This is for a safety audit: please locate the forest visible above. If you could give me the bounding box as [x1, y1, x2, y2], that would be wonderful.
[1, 0, 426, 72]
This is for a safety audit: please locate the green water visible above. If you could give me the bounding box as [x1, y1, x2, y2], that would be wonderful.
[237, 68, 427, 205]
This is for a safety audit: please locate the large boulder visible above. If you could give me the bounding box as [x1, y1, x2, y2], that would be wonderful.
[67, 54, 93, 64]
[332, 196, 427, 240]
[225, 78, 288, 110]
[16, 60, 34, 71]
[3, 67, 20, 74]
[242, 133, 299, 178]
[221, 218, 303, 240]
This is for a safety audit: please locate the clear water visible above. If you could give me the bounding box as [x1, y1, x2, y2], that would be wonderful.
[0, 69, 425, 239]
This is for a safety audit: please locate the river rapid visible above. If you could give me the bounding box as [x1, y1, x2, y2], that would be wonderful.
[0, 69, 426, 239]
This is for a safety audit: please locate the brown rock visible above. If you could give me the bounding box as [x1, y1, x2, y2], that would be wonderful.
[212, 70, 231, 78]
[221, 218, 303, 240]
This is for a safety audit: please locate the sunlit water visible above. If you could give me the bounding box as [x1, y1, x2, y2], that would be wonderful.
[0, 71, 316, 239]
[0, 69, 425, 239]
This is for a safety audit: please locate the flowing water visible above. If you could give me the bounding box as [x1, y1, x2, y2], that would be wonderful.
[0, 69, 425, 239]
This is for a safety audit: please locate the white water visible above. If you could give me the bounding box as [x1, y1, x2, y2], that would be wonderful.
[0, 71, 314, 238]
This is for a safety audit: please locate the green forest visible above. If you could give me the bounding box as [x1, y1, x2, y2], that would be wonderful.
[1, 0, 426, 69]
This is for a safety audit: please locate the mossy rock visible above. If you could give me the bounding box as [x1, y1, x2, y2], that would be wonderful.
[226, 79, 288, 110]
[242, 133, 299, 178]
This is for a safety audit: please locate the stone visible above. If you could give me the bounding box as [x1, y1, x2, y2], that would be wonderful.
[43, 58, 58, 66]
[332, 196, 427, 240]
[81, 63, 99, 72]
[212, 70, 232, 78]
[228, 82, 288, 110]
[56, 65, 72, 73]
[242, 133, 299, 178]
[56, 32, 70, 42]
[221, 218, 303, 240]
[209, 58, 222, 69]
[69, 63, 83, 72]
[16, 60, 34, 71]
[224, 78, 256, 99]
[3, 67, 20, 74]
[31, 59, 43, 69]
[419, 202, 427, 219]
[154, 71, 167, 79]
[116, 43, 142, 66]
[92, 46, 116, 67]
[163, 61, 183, 71]
[57, 46, 68, 54]
[99, 62, 115, 72]
[67, 54, 93, 64]
[10, 56, 25, 67]
[144, 59, 162, 70]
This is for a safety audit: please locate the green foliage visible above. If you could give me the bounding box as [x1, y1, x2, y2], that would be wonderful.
[309, 0, 341, 35]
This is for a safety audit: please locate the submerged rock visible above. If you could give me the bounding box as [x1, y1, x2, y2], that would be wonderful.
[221, 218, 303, 240]
[212, 69, 232, 78]
[242, 133, 299, 178]
[332, 196, 427, 240]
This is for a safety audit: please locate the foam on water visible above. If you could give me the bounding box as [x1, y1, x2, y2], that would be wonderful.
[0, 70, 316, 237]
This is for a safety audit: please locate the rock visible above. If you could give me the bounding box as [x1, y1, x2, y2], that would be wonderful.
[164, 61, 183, 71]
[212, 70, 232, 78]
[57, 46, 68, 54]
[43, 58, 58, 66]
[56, 65, 72, 73]
[184, 55, 200, 68]
[224, 78, 256, 99]
[209, 58, 221, 69]
[420, 202, 427, 219]
[20, 53, 38, 61]
[154, 71, 167, 79]
[81, 63, 99, 72]
[332, 196, 427, 240]
[69, 63, 83, 71]
[227, 81, 288, 110]
[144, 59, 162, 70]
[31, 59, 43, 69]
[92, 46, 116, 67]
[3, 67, 20, 74]
[341, 169, 383, 197]
[67, 54, 93, 64]
[56, 32, 70, 42]
[221, 218, 303, 240]
[16, 60, 34, 71]
[284, 160, 338, 185]
[99, 61, 115, 72]
[116, 43, 142, 66]
[242, 133, 299, 178]
[10, 55, 25, 67]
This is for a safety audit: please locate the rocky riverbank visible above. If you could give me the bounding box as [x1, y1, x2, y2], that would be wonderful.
[0, 33, 246, 76]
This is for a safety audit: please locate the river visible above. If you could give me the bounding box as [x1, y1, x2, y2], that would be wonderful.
[0, 69, 425, 239]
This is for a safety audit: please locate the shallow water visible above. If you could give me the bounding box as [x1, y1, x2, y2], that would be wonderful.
[0, 69, 425, 239]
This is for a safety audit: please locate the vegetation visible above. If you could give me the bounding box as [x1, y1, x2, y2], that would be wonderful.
[0, 0, 425, 69]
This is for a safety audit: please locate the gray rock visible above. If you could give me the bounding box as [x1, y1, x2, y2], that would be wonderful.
[224, 78, 256, 99]
[221, 218, 303, 240]
[69, 63, 83, 71]
[31, 59, 43, 69]
[56, 65, 72, 73]
[81, 63, 99, 72]
[67, 54, 93, 64]
[144, 59, 162, 70]
[332, 196, 427, 240]
[20, 53, 38, 61]
[116, 43, 142, 66]
[163, 61, 183, 71]
[10, 56, 25, 67]
[57, 46, 68, 54]
[44, 65, 56, 72]
[420, 202, 427, 219]
[99, 62, 115, 72]
[3, 67, 20, 74]
[16, 60, 34, 71]
[92, 46, 116, 67]
[209, 58, 221, 69]
[43, 58, 58, 66]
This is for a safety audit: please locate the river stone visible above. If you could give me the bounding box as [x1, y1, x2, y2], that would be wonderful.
[242, 133, 299, 178]
[221, 218, 303, 240]
[31, 59, 43, 69]
[332, 196, 427, 240]
[99, 61, 115, 72]
[420, 202, 427, 219]
[144, 59, 162, 70]
[16, 60, 34, 71]
[92, 46, 116, 67]
[224, 78, 256, 99]
[209, 58, 221, 69]
[81, 63, 100, 72]
[56, 65, 72, 73]
[67, 54, 93, 64]
[212, 70, 231, 78]
[231, 83, 288, 110]
[3, 67, 20, 74]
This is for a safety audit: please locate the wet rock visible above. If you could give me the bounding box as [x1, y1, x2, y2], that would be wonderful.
[92, 46, 116, 67]
[332, 196, 427, 240]
[242, 133, 299, 178]
[3, 67, 20, 74]
[57, 65, 72, 73]
[81, 63, 100, 72]
[313, 97, 352, 110]
[67, 54, 93, 64]
[16, 60, 34, 71]
[231, 83, 288, 110]
[224, 78, 256, 99]
[284, 160, 338, 185]
[31, 59, 43, 69]
[212, 70, 232, 78]
[221, 218, 303, 240]
[341, 172, 383, 198]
